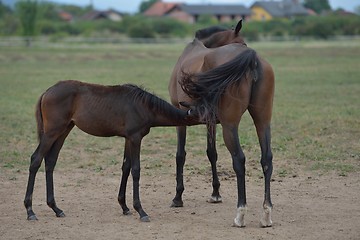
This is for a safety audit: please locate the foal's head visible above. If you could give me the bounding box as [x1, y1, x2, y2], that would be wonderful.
[195, 19, 246, 48]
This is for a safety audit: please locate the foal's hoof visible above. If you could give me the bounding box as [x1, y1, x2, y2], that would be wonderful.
[56, 211, 65, 218]
[123, 210, 132, 216]
[170, 200, 183, 208]
[27, 214, 38, 221]
[207, 195, 222, 203]
[140, 216, 150, 222]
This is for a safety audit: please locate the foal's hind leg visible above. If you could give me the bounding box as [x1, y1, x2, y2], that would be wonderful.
[44, 124, 74, 218]
[206, 123, 222, 203]
[24, 135, 58, 220]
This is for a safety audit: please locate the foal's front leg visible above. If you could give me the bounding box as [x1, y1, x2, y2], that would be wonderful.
[118, 143, 131, 216]
[130, 138, 150, 222]
[119, 138, 149, 222]
[118, 138, 149, 221]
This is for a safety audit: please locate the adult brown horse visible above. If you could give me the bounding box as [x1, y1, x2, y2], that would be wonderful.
[168, 20, 275, 227]
[24, 80, 196, 222]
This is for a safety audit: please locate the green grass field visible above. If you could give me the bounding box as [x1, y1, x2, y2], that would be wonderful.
[0, 40, 359, 179]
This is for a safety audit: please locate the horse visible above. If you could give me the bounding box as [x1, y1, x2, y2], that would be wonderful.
[168, 19, 275, 227]
[24, 80, 196, 222]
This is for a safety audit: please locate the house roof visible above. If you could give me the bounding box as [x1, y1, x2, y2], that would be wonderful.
[251, 0, 308, 17]
[180, 4, 252, 16]
[144, 1, 181, 17]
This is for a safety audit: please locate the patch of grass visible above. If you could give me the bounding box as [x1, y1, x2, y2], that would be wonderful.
[1, 40, 359, 178]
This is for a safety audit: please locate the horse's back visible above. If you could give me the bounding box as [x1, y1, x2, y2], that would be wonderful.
[169, 39, 210, 107]
[40, 80, 130, 137]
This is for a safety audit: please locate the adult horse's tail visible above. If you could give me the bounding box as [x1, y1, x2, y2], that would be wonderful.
[35, 94, 45, 141]
[180, 48, 262, 124]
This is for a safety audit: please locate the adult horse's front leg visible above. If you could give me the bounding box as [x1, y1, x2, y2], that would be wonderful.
[222, 125, 247, 227]
[171, 126, 187, 207]
[206, 123, 222, 203]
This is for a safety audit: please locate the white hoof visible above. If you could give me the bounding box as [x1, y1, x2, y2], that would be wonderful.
[207, 195, 222, 203]
[233, 206, 246, 227]
[260, 205, 272, 227]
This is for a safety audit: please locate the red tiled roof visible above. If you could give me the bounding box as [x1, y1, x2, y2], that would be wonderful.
[144, 1, 181, 16]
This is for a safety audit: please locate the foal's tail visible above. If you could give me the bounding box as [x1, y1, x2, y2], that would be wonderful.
[180, 48, 262, 124]
[35, 93, 45, 141]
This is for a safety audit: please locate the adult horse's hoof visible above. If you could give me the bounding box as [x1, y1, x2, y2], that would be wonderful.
[233, 207, 246, 228]
[260, 205, 272, 228]
[140, 216, 150, 222]
[170, 200, 183, 208]
[232, 221, 246, 228]
[207, 195, 222, 203]
[27, 214, 38, 221]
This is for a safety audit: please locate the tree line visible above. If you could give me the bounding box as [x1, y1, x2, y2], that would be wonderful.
[0, 0, 359, 42]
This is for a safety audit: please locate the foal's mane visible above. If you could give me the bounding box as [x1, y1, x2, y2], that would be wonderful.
[123, 84, 183, 117]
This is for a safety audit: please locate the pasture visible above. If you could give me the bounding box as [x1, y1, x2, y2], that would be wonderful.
[0, 40, 359, 239]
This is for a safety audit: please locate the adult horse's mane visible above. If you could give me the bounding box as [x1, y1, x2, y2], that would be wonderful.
[195, 26, 227, 40]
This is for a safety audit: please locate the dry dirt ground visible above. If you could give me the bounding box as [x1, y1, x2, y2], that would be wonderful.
[0, 168, 359, 240]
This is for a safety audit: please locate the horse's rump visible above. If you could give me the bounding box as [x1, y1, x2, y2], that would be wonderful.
[180, 48, 262, 124]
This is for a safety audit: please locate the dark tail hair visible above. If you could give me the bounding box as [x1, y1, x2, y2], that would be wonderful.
[180, 48, 261, 124]
[35, 94, 44, 141]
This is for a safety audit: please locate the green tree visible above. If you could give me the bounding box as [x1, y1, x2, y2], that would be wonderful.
[16, 0, 38, 46]
[139, 0, 157, 13]
[0, 0, 12, 17]
[303, 0, 331, 14]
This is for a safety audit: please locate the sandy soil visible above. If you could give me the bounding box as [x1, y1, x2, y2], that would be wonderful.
[0, 168, 359, 240]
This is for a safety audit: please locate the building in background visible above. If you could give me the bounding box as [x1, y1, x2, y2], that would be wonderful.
[251, 0, 309, 21]
[144, 1, 251, 23]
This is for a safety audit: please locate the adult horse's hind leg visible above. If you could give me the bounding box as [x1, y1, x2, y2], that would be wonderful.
[171, 126, 187, 207]
[206, 123, 222, 203]
[222, 125, 247, 227]
[248, 66, 274, 227]
[251, 119, 273, 227]
[44, 124, 74, 218]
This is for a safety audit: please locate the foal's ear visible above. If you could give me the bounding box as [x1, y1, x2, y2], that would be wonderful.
[234, 19, 243, 35]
